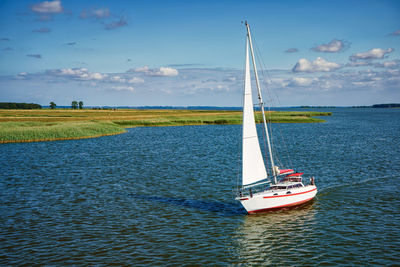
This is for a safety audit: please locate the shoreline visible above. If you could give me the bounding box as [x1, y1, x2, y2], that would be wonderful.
[0, 109, 331, 144]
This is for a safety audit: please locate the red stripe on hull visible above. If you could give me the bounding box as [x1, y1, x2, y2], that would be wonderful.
[263, 187, 317, 199]
[248, 196, 315, 214]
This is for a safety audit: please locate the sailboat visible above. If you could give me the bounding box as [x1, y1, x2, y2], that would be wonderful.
[235, 22, 317, 214]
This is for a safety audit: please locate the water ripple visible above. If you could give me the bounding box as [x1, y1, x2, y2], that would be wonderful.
[1, 109, 400, 265]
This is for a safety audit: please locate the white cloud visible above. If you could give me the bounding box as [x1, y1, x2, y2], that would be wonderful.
[109, 75, 144, 84]
[350, 48, 394, 61]
[290, 77, 318, 86]
[49, 68, 107, 81]
[90, 72, 106, 80]
[4, 65, 400, 106]
[156, 67, 179, 77]
[16, 72, 28, 80]
[130, 66, 179, 77]
[110, 85, 134, 92]
[93, 8, 110, 18]
[45, 68, 147, 89]
[351, 81, 374, 86]
[127, 77, 144, 84]
[268, 78, 289, 88]
[134, 66, 149, 72]
[105, 18, 127, 30]
[110, 75, 126, 83]
[346, 61, 370, 67]
[79, 7, 126, 30]
[292, 57, 341, 72]
[312, 39, 345, 53]
[58, 68, 86, 75]
[80, 8, 110, 19]
[382, 61, 398, 68]
[31, 0, 63, 14]
[273, 66, 399, 93]
[346, 59, 399, 69]
[223, 76, 236, 82]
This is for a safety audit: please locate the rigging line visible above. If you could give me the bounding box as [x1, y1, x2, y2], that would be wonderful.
[256, 50, 294, 169]
[252, 33, 294, 169]
[254, 63, 288, 168]
[248, 36, 271, 175]
[259, 109, 270, 174]
[251, 34, 280, 168]
[251, 35, 276, 107]
[251, 40, 294, 169]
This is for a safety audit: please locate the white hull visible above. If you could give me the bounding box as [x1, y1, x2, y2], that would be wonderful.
[238, 185, 317, 214]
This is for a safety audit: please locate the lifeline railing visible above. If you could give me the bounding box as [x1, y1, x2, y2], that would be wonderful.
[235, 176, 316, 199]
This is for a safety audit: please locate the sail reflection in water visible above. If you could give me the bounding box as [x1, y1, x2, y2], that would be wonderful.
[233, 203, 317, 265]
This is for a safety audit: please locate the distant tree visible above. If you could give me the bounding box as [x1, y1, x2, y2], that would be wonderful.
[71, 101, 78, 109]
[50, 102, 56, 109]
[79, 101, 83, 109]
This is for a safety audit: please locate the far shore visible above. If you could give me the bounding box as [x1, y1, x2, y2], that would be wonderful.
[0, 109, 331, 143]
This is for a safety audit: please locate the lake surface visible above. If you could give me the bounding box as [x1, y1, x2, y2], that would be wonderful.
[1, 108, 399, 265]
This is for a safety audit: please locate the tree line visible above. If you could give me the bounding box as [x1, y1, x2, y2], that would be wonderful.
[0, 102, 42, 109]
[372, 103, 400, 108]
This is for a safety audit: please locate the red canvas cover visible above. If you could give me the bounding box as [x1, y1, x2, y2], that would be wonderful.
[279, 169, 294, 174]
[286, 172, 304, 177]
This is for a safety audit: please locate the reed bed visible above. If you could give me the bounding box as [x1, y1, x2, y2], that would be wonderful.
[0, 121, 125, 143]
[0, 109, 331, 143]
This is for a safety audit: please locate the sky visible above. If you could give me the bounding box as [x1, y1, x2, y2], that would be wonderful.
[0, 0, 399, 107]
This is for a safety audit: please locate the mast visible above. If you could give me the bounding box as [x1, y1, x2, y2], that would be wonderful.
[245, 21, 277, 184]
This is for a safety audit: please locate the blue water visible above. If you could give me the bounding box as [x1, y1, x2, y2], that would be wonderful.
[1, 108, 399, 265]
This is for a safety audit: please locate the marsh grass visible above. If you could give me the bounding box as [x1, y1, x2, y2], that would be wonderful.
[0, 109, 331, 143]
[0, 121, 125, 143]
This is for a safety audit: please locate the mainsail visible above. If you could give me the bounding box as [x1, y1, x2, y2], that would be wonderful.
[242, 37, 268, 186]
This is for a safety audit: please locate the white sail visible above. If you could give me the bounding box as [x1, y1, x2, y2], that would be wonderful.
[242, 38, 268, 186]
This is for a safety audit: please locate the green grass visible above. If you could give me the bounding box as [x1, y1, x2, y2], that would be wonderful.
[0, 121, 126, 143]
[0, 109, 331, 143]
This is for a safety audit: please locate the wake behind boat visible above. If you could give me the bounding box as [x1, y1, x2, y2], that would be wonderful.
[235, 22, 317, 214]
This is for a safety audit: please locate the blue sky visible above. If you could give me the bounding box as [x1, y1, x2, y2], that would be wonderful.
[0, 0, 399, 106]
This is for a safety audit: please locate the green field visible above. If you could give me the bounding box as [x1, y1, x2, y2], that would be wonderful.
[0, 109, 331, 143]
